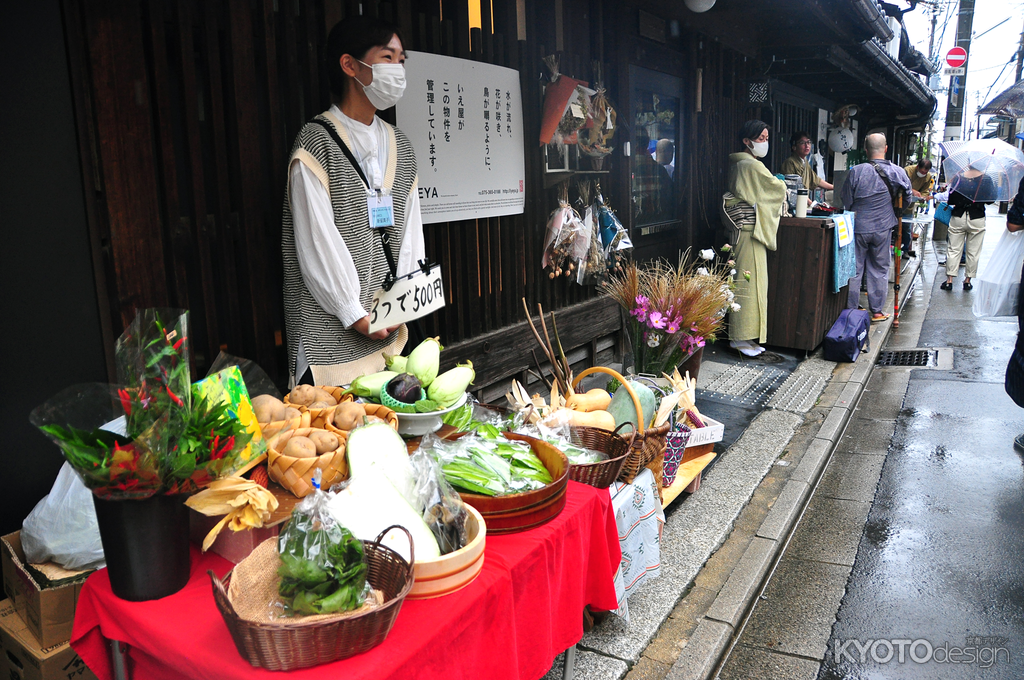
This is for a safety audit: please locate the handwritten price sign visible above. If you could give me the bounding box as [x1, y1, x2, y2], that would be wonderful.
[367, 263, 446, 333]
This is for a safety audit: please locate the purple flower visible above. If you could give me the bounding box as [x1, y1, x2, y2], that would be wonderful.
[666, 320, 680, 334]
[632, 306, 648, 323]
[648, 311, 666, 329]
[635, 295, 649, 307]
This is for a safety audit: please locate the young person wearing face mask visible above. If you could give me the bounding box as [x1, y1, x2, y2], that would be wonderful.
[281, 16, 425, 386]
[723, 120, 787, 357]
[899, 159, 934, 259]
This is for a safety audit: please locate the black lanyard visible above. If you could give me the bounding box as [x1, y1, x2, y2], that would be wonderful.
[309, 118, 399, 286]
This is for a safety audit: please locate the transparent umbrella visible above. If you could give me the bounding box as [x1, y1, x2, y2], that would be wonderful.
[938, 139, 1024, 203]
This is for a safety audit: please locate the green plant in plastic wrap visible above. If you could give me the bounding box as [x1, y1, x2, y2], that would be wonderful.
[30, 309, 257, 499]
[277, 479, 368, 616]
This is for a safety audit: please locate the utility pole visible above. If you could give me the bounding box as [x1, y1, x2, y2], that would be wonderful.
[1016, 17, 1024, 83]
[943, 0, 976, 141]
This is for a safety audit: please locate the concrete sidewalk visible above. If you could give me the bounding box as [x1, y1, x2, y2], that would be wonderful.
[542, 237, 924, 679]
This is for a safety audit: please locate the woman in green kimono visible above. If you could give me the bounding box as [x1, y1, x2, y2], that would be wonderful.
[725, 120, 787, 357]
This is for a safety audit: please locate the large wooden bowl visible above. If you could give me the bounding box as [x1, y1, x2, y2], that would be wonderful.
[409, 505, 486, 599]
[456, 433, 569, 535]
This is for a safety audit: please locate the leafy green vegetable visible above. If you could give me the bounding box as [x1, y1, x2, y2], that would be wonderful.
[415, 399, 441, 413]
[277, 512, 367, 616]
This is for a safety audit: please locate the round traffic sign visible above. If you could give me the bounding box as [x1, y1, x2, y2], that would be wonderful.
[946, 47, 967, 68]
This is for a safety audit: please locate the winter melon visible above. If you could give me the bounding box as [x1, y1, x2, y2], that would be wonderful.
[606, 380, 657, 433]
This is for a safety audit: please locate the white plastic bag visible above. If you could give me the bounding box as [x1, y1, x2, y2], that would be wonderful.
[973, 229, 1024, 318]
[21, 462, 106, 571]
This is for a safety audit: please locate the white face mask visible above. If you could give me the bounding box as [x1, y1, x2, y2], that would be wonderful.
[356, 60, 406, 110]
[917, 171, 928, 178]
[748, 140, 769, 158]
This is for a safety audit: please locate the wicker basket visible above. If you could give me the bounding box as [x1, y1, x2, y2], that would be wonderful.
[323, 403, 399, 436]
[267, 427, 348, 498]
[572, 367, 670, 486]
[209, 526, 415, 671]
[258, 411, 311, 440]
[565, 423, 634, 489]
[284, 386, 348, 428]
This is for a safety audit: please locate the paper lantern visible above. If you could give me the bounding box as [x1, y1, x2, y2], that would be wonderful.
[683, 0, 716, 12]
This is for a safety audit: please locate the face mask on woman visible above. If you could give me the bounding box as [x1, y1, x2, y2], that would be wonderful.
[748, 140, 769, 158]
[356, 60, 407, 110]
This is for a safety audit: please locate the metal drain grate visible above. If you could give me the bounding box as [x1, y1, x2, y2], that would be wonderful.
[876, 348, 953, 369]
[697, 366, 789, 409]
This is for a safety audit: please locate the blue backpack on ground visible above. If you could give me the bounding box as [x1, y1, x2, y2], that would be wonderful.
[823, 309, 871, 363]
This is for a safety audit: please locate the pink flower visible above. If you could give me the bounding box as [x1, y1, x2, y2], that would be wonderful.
[632, 306, 648, 323]
[648, 311, 666, 329]
[666, 320, 680, 334]
[635, 295, 649, 307]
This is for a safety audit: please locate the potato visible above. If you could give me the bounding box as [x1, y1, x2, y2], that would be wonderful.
[288, 385, 317, 406]
[307, 430, 340, 454]
[252, 394, 285, 424]
[282, 436, 317, 459]
[332, 402, 365, 430]
[283, 407, 302, 420]
[312, 388, 338, 406]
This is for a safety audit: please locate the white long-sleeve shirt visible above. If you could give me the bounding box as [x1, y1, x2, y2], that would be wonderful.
[289, 105, 425, 378]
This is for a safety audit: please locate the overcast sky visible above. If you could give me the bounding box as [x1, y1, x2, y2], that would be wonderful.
[901, 0, 1024, 137]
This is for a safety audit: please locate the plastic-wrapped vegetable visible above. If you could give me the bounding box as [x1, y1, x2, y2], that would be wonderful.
[408, 447, 468, 555]
[426, 433, 552, 496]
[277, 475, 368, 616]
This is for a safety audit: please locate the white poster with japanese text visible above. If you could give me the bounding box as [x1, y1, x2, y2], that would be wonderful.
[396, 51, 525, 224]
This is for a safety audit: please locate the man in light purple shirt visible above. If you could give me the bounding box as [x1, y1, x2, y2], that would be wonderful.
[840, 133, 913, 322]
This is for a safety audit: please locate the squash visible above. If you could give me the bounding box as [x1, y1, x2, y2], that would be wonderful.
[565, 409, 615, 431]
[565, 388, 612, 412]
[605, 380, 657, 434]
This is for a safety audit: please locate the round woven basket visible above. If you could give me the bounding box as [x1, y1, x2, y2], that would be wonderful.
[284, 386, 347, 429]
[266, 427, 348, 498]
[257, 411, 311, 440]
[565, 423, 634, 489]
[572, 367, 669, 489]
[209, 526, 415, 671]
[323, 403, 400, 437]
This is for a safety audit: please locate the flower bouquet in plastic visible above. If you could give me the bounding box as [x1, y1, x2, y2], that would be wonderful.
[31, 308, 254, 500]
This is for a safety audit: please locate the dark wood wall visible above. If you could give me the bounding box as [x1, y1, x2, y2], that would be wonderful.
[59, 0, 762, 392]
[62, 0, 613, 388]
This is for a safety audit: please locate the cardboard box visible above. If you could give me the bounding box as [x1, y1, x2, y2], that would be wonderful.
[0, 599, 97, 680]
[1, 533, 89, 648]
[684, 415, 725, 448]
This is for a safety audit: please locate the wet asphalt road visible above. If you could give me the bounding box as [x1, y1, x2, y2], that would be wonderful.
[820, 214, 1024, 679]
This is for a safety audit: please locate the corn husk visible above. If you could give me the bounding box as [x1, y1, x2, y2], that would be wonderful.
[185, 477, 279, 551]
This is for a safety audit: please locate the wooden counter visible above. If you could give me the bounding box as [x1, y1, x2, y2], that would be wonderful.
[765, 216, 849, 351]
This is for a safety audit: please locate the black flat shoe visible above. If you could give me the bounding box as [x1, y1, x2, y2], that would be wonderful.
[940, 281, 952, 290]
[963, 280, 973, 291]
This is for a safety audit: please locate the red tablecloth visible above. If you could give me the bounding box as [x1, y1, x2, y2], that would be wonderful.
[71, 481, 620, 680]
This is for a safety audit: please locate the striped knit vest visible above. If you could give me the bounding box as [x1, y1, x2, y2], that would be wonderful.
[281, 111, 417, 378]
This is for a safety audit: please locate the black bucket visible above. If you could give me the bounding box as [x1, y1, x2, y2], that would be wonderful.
[92, 493, 192, 601]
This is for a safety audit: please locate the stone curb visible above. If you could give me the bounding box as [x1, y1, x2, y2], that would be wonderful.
[664, 257, 922, 680]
